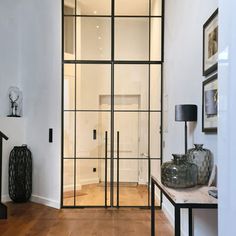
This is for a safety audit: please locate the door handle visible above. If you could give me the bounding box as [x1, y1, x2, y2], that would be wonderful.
[117, 131, 120, 208]
[105, 131, 108, 207]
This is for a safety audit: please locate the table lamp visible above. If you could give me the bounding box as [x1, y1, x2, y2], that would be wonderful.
[175, 104, 197, 154]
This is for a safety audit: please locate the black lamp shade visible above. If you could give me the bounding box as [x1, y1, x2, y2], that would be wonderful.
[175, 104, 197, 122]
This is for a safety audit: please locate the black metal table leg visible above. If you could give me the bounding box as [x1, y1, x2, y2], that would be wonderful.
[189, 208, 193, 236]
[151, 179, 155, 236]
[175, 206, 181, 236]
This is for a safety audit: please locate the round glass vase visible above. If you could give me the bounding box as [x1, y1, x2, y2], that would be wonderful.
[187, 144, 212, 185]
[161, 154, 198, 188]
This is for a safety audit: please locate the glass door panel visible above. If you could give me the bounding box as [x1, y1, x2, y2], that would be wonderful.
[115, 18, 149, 60]
[114, 159, 149, 206]
[76, 0, 111, 15]
[114, 65, 149, 110]
[115, 0, 149, 16]
[150, 18, 162, 61]
[76, 112, 110, 158]
[76, 159, 110, 206]
[114, 112, 148, 159]
[76, 17, 111, 60]
[63, 159, 75, 206]
[150, 113, 161, 158]
[76, 64, 111, 110]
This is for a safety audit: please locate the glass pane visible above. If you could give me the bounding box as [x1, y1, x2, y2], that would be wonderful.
[114, 112, 148, 158]
[150, 113, 161, 158]
[115, 0, 149, 16]
[63, 159, 75, 206]
[150, 65, 161, 110]
[114, 65, 149, 110]
[64, 64, 75, 110]
[64, 112, 75, 158]
[151, 0, 162, 16]
[115, 18, 149, 60]
[151, 160, 161, 206]
[76, 17, 111, 60]
[64, 0, 75, 15]
[76, 64, 111, 110]
[76, 112, 110, 158]
[76, 159, 109, 206]
[76, 0, 111, 15]
[114, 159, 148, 206]
[150, 18, 162, 61]
[64, 17, 75, 60]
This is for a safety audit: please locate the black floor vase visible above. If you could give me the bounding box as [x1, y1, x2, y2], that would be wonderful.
[9, 145, 32, 202]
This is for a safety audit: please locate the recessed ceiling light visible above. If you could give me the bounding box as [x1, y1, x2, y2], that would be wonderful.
[96, 25, 100, 29]
[98, 36, 102, 40]
[93, 10, 97, 14]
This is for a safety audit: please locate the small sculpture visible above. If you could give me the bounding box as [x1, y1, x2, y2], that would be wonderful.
[7, 87, 23, 117]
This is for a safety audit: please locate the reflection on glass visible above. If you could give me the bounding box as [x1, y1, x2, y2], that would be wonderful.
[64, 64, 75, 110]
[114, 65, 149, 110]
[114, 112, 148, 158]
[76, 159, 110, 206]
[76, 112, 110, 158]
[63, 159, 74, 206]
[150, 113, 161, 158]
[76, 64, 111, 110]
[115, 18, 149, 60]
[64, 0, 75, 15]
[64, 112, 75, 158]
[150, 18, 162, 61]
[76, 0, 111, 15]
[76, 17, 111, 60]
[115, 159, 148, 206]
[64, 17, 75, 60]
[151, 0, 162, 16]
[150, 65, 161, 110]
[115, 0, 149, 16]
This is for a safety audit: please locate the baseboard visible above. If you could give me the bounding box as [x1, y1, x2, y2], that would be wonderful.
[30, 195, 60, 209]
[2, 194, 11, 203]
[2, 194, 60, 210]
[79, 177, 99, 186]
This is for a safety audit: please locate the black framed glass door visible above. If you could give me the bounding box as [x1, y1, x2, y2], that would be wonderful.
[62, 0, 164, 208]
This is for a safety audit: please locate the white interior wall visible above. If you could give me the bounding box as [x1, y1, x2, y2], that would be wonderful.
[163, 0, 218, 235]
[19, 0, 61, 208]
[0, 1, 26, 202]
[218, 1, 236, 235]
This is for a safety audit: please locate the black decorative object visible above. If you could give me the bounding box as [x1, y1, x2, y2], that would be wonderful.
[0, 131, 8, 219]
[175, 104, 198, 154]
[9, 145, 32, 203]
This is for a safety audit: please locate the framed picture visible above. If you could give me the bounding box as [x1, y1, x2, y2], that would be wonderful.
[203, 9, 218, 76]
[202, 74, 218, 132]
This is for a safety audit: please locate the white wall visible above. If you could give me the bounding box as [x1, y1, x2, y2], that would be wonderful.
[163, 0, 218, 235]
[0, 1, 22, 116]
[218, 1, 236, 235]
[0, 1, 26, 202]
[19, 0, 61, 208]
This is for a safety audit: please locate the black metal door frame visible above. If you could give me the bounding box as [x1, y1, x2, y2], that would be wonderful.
[61, 0, 165, 208]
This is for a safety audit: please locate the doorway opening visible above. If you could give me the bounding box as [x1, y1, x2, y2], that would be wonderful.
[62, 0, 164, 208]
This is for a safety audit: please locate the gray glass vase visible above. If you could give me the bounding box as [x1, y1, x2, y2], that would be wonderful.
[161, 154, 198, 188]
[187, 144, 212, 185]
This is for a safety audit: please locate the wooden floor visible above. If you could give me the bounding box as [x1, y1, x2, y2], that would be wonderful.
[63, 183, 153, 206]
[0, 202, 173, 236]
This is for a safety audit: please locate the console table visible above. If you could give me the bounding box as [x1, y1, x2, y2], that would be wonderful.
[151, 175, 217, 236]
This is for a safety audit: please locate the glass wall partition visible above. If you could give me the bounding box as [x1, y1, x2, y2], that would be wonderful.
[62, 0, 164, 208]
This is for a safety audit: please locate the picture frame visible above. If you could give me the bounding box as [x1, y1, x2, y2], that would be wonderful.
[202, 74, 218, 133]
[203, 9, 218, 76]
